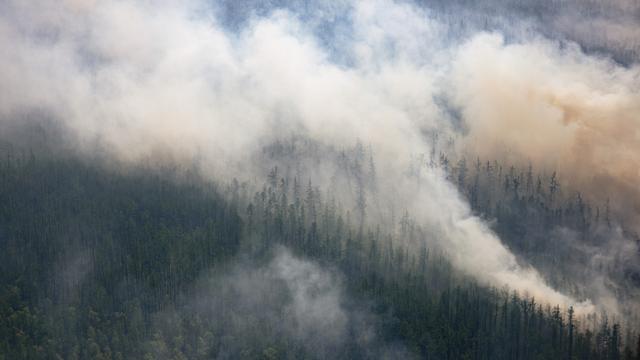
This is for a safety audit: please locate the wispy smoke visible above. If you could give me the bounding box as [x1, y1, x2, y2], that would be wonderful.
[147, 248, 413, 359]
[2, 0, 637, 315]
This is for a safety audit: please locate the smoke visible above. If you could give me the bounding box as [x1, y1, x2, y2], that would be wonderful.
[546, 225, 640, 316]
[2, 0, 634, 314]
[450, 33, 640, 233]
[411, 0, 640, 65]
[146, 248, 414, 359]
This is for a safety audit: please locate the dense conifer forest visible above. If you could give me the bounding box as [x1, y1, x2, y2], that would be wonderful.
[1, 141, 638, 359]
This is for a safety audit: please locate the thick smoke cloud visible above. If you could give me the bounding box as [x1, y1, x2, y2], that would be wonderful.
[451, 33, 640, 233]
[3, 0, 636, 314]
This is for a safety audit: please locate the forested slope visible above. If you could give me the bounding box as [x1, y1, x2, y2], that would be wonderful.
[441, 153, 640, 312]
[1, 145, 638, 359]
[0, 150, 240, 359]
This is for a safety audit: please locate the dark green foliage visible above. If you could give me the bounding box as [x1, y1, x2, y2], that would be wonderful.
[443, 153, 640, 305]
[0, 144, 636, 359]
[242, 164, 635, 360]
[0, 150, 240, 359]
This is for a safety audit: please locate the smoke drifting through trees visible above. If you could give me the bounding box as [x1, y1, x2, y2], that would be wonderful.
[145, 248, 413, 359]
[450, 33, 640, 235]
[1, 0, 638, 316]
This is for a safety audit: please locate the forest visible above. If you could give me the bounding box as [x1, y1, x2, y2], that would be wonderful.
[2, 0, 640, 359]
[0, 138, 638, 359]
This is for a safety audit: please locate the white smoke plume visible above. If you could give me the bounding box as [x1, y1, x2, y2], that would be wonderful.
[4, 0, 638, 314]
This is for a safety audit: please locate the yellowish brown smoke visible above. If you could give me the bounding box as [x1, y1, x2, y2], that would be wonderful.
[452, 34, 640, 232]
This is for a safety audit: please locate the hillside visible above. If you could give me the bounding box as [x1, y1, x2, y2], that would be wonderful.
[0, 146, 637, 359]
